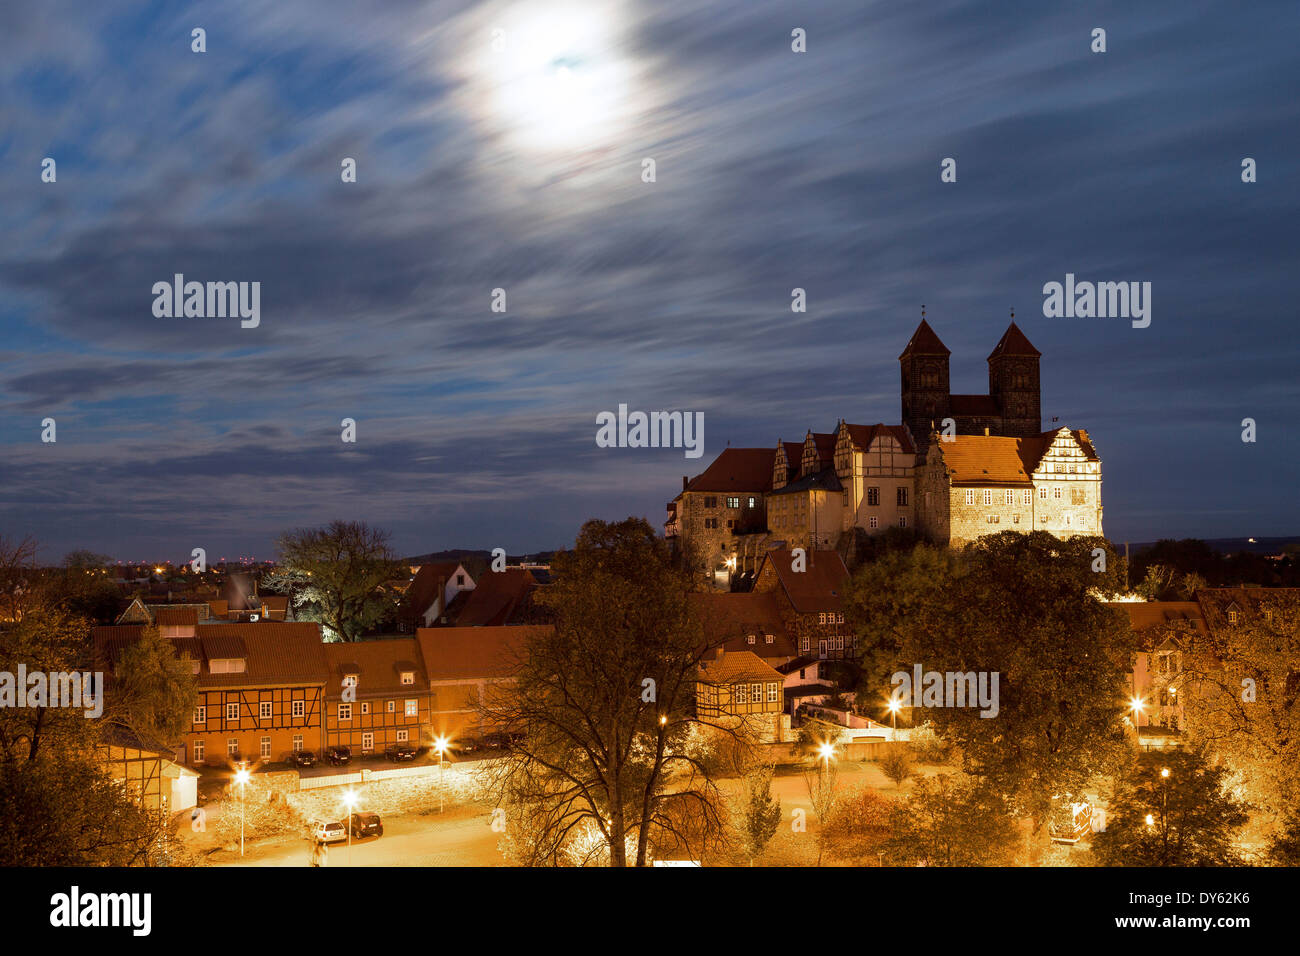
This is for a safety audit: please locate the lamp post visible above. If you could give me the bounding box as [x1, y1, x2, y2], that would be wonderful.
[433, 736, 449, 813]
[887, 694, 902, 741]
[342, 790, 358, 865]
[817, 741, 834, 776]
[234, 764, 250, 858]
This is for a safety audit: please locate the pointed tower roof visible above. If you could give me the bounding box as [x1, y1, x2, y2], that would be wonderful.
[987, 321, 1041, 360]
[899, 319, 950, 359]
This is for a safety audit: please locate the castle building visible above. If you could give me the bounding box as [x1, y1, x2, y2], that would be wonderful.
[667, 318, 1103, 580]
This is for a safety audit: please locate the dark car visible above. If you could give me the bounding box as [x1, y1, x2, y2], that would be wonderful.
[350, 812, 383, 839]
[452, 736, 482, 755]
[289, 749, 317, 767]
[326, 745, 352, 766]
[384, 742, 418, 762]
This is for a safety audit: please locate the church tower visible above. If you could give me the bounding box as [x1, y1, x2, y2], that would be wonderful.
[900, 316, 951, 455]
[987, 321, 1041, 438]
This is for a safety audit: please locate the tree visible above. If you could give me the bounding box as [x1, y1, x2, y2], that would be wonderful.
[483, 518, 741, 866]
[735, 763, 781, 864]
[110, 624, 199, 744]
[1266, 810, 1300, 866]
[1179, 591, 1300, 817]
[879, 742, 913, 788]
[883, 773, 1019, 866]
[0, 534, 39, 623]
[824, 784, 894, 864]
[265, 521, 405, 641]
[802, 761, 840, 866]
[847, 532, 1135, 839]
[1091, 747, 1248, 866]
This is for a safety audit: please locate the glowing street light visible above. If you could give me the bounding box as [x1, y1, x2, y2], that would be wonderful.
[886, 693, 903, 739]
[234, 764, 251, 857]
[433, 736, 449, 813]
[817, 741, 835, 774]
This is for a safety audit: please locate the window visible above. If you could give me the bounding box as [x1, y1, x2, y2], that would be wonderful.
[193, 705, 206, 724]
[1039, 487, 1048, 500]
[750, 683, 763, 705]
[363, 701, 374, 715]
[983, 490, 992, 506]
[748, 496, 757, 508]
[293, 734, 303, 751]
[292, 700, 304, 719]
[834, 635, 845, 651]
[726, 519, 735, 529]
[986, 514, 1000, 524]
[965, 490, 975, 505]
[765, 633, 774, 644]
[726, 496, 740, 509]
[362, 732, 374, 752]
[899, 516, 907, 528]
[897, 487, 908, 507]
[259, 701, 272, 721]
[387, 700, 396, 713]
[405, 699, 418, 717]
[1053, 487, 1062, 499]
[836, 613, 844, 624]
[818, 612, 827, 625]
[869, 516, 878, 529]
[401, 671, 414, 685]
[226, 702, 239, 722]
[456, 573, 465, 586]
[735, 684, 749, 705]
[193, 740, 205, 764]
[396, 729, 408, 742]
[703, 496, 717, 508]
[704, 518, 719, 529]
[1012, 515, 1020, 524]
[1071, 487, 1087, 505]
[768, 682, 780, 703]
[867, 487, 880, 506]
[800, 636, 810, 653]
[260, 737, 271, 759]
[1005, 490, 1014, 505]
[1227, 610, 1239, 625]
[339, 703, 352, 720]
[227, 738, 239, 757]
[1022, 489, 1032, 505]
[746, 633, 756, 645]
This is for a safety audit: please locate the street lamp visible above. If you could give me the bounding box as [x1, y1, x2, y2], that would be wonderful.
[342, 790, 358, 865]
[433, 736, 449, 813]
[234, 764, 250, 858]
[817, 741, 835, 775]
[886, 694, 903, 740]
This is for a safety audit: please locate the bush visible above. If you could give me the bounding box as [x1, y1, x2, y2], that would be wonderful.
[907, 723, 953, 764]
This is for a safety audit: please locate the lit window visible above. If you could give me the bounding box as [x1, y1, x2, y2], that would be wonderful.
[983, 490, 992, 506]
[293, 734, 303, 751]
[735, 684, 749, 705]
[387, 700, 395, 713]
[361, 702, 370, 715]
[765, 633, 774, 644]
[1227, 610, 1239, 625]
[405, 699, 418, 717]
[193, 740, 205, 764]
[259, 701, 272, 721]
[193, 706, 206, 724]
[292, 700, 304, 719]
[362, 732, 373, 752]
[227, 738, 238, 757]
[767, 683, 780, 703]
[401, 671, 414, 685]
[746, 633, 756, 645]
[339, 703, 352, 720]
[750, 683, 763, 704]
[397, 729, 409, 742]
[226, 702, 239, 722]
[260, 737, 271, 759]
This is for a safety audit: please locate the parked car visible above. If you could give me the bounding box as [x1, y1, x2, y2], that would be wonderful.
[312, 820, 347, 845]
[483, 732, 510, 750]
[452, 736, 482, 755]
[350, 812, 383, 839]
[326, 745, 351, 766]
[289, 749, 317, 767]
[384, 742, 418, 762]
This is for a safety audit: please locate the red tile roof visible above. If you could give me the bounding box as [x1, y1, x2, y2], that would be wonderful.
[155, 606, 198, 627]
[403, 561, 469, 622]
[757, 549, 849, 614]
[699, 649, 784, 684]
[685, 448, 776, 494]
[899, 319, 950, 358]
[842, 423, 915, 455]
[689, 592, 796, 659]
[452, 568, 538, 626]
[416, 626, 547, 681]
[932, 429, 1098, 485]
[987, 321, 1041, 360]
[323, 638, 426, 699]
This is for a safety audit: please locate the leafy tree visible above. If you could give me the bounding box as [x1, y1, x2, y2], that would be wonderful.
[1266, 810, 1300, 866]
[110, 624, 199, 744]
[264, 521, 405, 641]
[483, 518, 739, 867]
[879, 742, 913, 788]
[1091, 747, 1248, 866]
[824, 784, 894, 864]
[846, 532, 1135, 839]
[735, 763, 781, 864]
[883, 773, 1019, 866]
[1179, 591, 1300, 816]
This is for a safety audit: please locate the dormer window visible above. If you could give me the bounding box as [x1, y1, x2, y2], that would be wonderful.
[209, 658, 246, 674]
[746, 633, 756, 645]
[400, 671, 415, 685]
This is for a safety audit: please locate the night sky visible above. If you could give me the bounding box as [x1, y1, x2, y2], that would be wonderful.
[1, 0, 1296, 563]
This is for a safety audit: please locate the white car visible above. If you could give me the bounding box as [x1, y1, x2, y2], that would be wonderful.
[312, 821, 348, 845]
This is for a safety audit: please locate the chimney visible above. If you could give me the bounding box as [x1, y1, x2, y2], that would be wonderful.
[683, 476, 689, 492]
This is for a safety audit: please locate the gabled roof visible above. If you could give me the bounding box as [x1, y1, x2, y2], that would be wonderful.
[416, 626, 547, 681]
[899, 319, 950, 359]
[699, 649, 783, 684]
[452, 569, 538, 627]
[684, 448, 776, 494]
[323, 638, 426, 699]
[929, 428, 1097, 486]
[987, 321, 1041, 360]
[404, 561, 471, 622]
[841, 423, 916, 455]
[92, 622, 328, 688]
[805, 432, 837, 460]
[756, 549, 849, 614]
[768, 468, 843, 495]
[689, 592, 796, 659]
